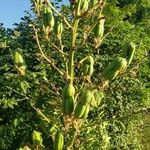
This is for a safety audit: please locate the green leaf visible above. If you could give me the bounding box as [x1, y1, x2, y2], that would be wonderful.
[20, 81, 30, 94]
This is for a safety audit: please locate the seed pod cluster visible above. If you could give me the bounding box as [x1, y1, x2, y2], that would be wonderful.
[13, 49, 26, 75]
[31, 130, 43, 146]
[54, 131, 64, 150]
[73, 0, 89, 16]
[40, 3, 55, 37]
[102, 57, 128, 81]
[94, 16, 105, 48]
[42, 5, 54, 29]
[32, 0, 55, 36]
[82, 55, 94, 80]
[62, 84, 75, 115]
[74, 90, 93, 119]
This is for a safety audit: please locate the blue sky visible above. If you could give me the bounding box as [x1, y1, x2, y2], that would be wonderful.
[0, 0, 68, 29]
[0, 1, 31, 28]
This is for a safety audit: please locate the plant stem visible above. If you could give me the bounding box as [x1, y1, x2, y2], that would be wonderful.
[33, 26, 64, 75]
[32, 106, 51, 123]
[66, 129, 77, 150]
[68, 19, 80, 84]
[51, 42, 66, 57]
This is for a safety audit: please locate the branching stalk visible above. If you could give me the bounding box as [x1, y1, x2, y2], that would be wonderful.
[102, 25, 117, 41]
[51, 42, 67, 57]
[32, 106, 51, 123]
[68, 19, 80, 84]
[33, 26, 64, 75]
[6, 86, 29, 98]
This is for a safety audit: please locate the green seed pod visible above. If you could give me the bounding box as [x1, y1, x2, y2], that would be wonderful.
[14, 49, 26, 75]
[82, 55, 94, 77]
[83, 64, 94, 77]
[54, 131, 64, 150]
[94, 17, 105, 38]
[94, 91, 104, 106]
[104, 69, 119, 81]
[94, 16, 105, 48]
[90, 93, 97, 107]
[64, 84, 75, 97]
[32, 130, 43, 145]
[62, 84, 75, 115]
[88, 63, 94, 77]
[42, 5, 54, 30]
[85, 55, 94, 65]
[80, 90, 94, 105]
[117, 57, 128, 73]
[76, 0, 89, 16]
[80, 0, 89, 14]
[122, 42, 136, 66]
[76, 0, 82, 16]
[56, 21, 63, 39]
[82, 105, 90, 119]
[83, 64, 90, 75]
[46, 7, 55, 28]
[102, 57, 127, 81]
[74, 103, 87, 118]
[63, 96, 74, 115]
[14, 49, 25, 67]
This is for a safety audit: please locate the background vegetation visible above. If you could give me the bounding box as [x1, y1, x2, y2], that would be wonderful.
[0, 0, 149, 149]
